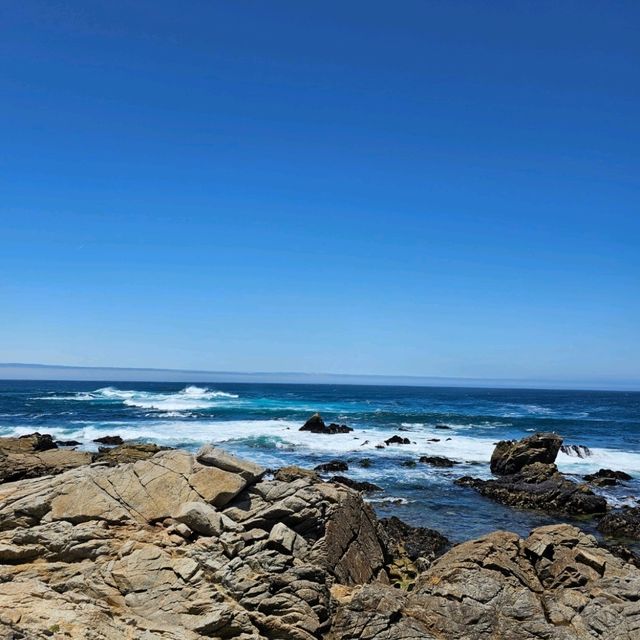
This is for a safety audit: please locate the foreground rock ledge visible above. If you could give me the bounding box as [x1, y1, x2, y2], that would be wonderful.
[0, 449, 638, 639]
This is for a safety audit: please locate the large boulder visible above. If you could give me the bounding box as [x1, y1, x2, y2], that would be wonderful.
[490, 432, 563, 475]
[196, 444, 265, 482]
[300, 413, 353, 434]
[456, 462, 607, 516]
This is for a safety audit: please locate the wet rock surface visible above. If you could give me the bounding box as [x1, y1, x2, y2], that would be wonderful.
[299, 413, 353, 434]
[598, 507, 640, 540]
[418, 455, 458, 468]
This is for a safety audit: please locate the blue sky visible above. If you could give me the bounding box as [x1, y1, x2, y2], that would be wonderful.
[1, 1, 639, 387]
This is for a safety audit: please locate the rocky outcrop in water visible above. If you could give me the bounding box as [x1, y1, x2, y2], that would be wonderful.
[584, 468, 632, 487]
[490, 432, 563, 475]
[459, 434, 608, 517]
[561, 443, 592, 458]
[300, 414, 353, 434]
[598, 507, 640, 541]
[418, 455, 458, 468]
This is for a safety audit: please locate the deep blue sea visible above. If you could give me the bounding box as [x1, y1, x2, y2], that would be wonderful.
[1, 380, 639, 543]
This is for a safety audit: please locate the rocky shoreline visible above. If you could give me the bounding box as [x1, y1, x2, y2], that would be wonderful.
[1, 426, 640, 638]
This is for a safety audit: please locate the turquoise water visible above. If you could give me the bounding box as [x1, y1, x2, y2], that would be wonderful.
[1, 380, 639, 542]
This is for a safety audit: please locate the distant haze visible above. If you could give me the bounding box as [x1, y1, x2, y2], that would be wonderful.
[0, 364, 637, 392]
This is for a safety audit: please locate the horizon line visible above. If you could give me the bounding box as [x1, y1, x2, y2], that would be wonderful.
[0, 362, 638, 392]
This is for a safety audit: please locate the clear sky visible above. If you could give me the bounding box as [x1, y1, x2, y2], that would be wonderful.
[1, 1, 639, 387]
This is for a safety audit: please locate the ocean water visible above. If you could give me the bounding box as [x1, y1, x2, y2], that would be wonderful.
[1, 380, 639, 543]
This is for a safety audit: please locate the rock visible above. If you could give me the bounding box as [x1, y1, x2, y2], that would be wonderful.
[329, 524, 640, 640]
[561, 443, 592, 458]
[274, 466, 319, 482]
[385, 435, 410, 445]
[418, 455, 458, 468]
[585, 468, 632, 485]
[314, 460, 349, 473]
[598, 507, 640, 540]
[300, 413, 353, 434]
[174, 501, 241, 537]
[490, 432, 563, 475]
[0, 432, 57, 453]
[196, 444, 265, 482]
[0, 433, 94, 483]
[330, 476, 383, 493]
[358, 458, 372, 468]
[92, 435, 124, 445]
[377, 516, 449, 589]
[456, 462, 608, 516]
[434, 424, 451, 430]
[400, 459, 416, 468]
[95, 442, 167, 465]
[55, 439, 82, 447]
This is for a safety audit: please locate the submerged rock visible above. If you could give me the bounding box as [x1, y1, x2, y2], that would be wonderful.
[598, 507, 640, 540]
[384, 435, 410, 446]
[418, 455, 459, 468]
[93, 435, 124, 445]
[490, 432, 562, 475]
[330, 476, 383, 493]
[315, 460, 349, 473]
[300, 413, 353, 434]
[584, 468, 632, 486]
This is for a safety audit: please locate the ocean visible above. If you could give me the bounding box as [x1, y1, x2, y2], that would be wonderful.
[1, 380, 639, 543]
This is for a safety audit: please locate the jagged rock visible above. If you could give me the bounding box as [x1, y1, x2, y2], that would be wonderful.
[55, 439, 82, 447]
[418, 455, 458, 468]
[299, 413, 353, 434]
[456, 462, 607, 515]
[330, 476, 383, 493]
[490, 432, 563, 475]
[329, 524, 640, 640]
[377, 516, 449, 589]
[385, 435, 410, 446]
[0, 433, 93, 484]
[598, 507, 640, 540]
[314, 460, 349, 473]
[561, 443, 592, 458]
[174, 501, 241, 537]
[93, 435, 124, 445]
[274, 466, 319, 483]
[196, 445, 265, 482]
[584, 468, 632, 487]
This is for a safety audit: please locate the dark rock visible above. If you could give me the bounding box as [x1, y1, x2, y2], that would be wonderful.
[561, 443, 592, 458]
[95, 443, 168, 465]
[299, 413, 353, 434]
[490, 432, 562, 475]
[377, 516, 449, 589]
[330, 476, 383, 493]
[427, 438, 440, 442]
[55, 440, 82, 447]
[358, 458, 372, 468]
[419, 455, 459, 468]
[92, 435, 124, 446]
[314, 460, 349, 473]
[585, 468, 632, 483]
[456, 462, 607, 516]
[385, 435, 411, 446]
[434, 424, 451, 430]
[400, 459, 416, 468]
[598, 507, 640, 540]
